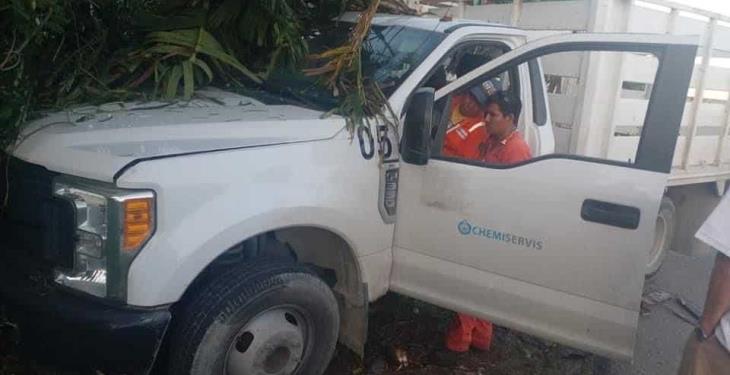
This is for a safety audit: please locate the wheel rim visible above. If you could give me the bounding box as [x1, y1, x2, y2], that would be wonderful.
[648, 213, 667, 272]
[225, 307, 308, 375]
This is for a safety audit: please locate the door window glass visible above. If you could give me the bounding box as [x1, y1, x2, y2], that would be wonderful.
[431, 50, 661, 167]
[540, 51, 660, 163]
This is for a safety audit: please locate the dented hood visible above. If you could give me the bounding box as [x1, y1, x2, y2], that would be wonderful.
[10, 89, 345, 182]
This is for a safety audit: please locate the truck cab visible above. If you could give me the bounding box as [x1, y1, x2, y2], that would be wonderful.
[0, 14, 698, 375]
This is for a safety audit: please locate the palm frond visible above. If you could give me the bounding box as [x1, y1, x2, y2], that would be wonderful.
[1, 0, 415, 147]
[305, 0, 386, 124]
[121, 26, 262, 100]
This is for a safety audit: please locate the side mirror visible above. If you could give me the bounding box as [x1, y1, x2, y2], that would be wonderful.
[401, 88, 435, 165]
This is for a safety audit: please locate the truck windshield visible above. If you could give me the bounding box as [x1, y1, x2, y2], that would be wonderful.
[260, 22, 445, 111]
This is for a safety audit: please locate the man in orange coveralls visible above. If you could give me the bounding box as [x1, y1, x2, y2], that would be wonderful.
[441, 84, 490, 160]
[443, 93, 532, 353]
[441, 55, 505, 160]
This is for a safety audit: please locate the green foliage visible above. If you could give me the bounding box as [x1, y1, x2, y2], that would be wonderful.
[1, 1, 69, 148]
[210, 0, 310, 76]
[127, 27, 262, 99]
[0, 0, 407, 148]
[305, 0, 401, 139]
[0, 0, 153, 148]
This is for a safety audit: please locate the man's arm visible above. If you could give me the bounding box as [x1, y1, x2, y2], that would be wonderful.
[700, 252, 730, 335]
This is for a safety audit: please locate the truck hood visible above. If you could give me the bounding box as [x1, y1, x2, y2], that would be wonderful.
[10, 89, 345, 182]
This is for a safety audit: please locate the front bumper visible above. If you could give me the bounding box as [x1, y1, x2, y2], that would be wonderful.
[0, 258, 171, 374]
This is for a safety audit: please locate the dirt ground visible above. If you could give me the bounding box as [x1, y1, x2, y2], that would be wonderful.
[1, 293, 601, 375]
[324, 293, 602, 375]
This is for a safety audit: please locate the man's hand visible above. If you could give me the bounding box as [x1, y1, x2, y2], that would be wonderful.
[699, 253, 730, 335]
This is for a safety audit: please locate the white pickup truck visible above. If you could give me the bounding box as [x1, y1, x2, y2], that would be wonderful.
[0, 14, 698, 375]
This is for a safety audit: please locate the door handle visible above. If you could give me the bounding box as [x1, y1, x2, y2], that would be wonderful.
[581, 199, 640, 229]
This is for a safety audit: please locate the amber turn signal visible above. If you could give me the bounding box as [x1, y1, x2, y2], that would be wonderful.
[123, 198, 154, 252]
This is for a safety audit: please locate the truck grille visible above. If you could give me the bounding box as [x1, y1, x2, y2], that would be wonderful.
[0, 155, 76, 269]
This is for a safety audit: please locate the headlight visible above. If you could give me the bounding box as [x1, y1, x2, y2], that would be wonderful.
[52, 176, 155, 300]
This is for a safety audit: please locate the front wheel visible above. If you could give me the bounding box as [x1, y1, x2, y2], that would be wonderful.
[167, 260, 340, 375]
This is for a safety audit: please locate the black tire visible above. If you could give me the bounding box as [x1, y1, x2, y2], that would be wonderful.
[646, 196, 676, 278]
[167, 260, 339, 375]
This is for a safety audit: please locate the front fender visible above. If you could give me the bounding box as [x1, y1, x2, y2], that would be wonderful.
[118, 139, 394, 306]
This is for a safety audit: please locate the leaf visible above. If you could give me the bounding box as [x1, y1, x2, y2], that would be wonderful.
[146, 30, 196, 48]
[193, 67, 204, 85]
[208, 0, 242, 28]
[11, 0, 30, 20]
[128, 65, 155, 88]
[200, 48, 261, 84]
[165, 65, 182, 99]
[196, 53, 259, 84]
[145, 29, 261, 84]
[182, 60, 194, 100]
[133, 9, 206, 32]
[192, 58, 213, 82]
[146, 45, 189, 56]
[311, 46, 352, 60]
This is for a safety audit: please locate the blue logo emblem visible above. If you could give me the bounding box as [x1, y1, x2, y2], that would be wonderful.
[458, 220, 472, 235]
[456, 219, 544, 250]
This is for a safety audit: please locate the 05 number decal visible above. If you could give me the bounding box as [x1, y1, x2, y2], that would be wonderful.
[357, 124, 393, 160]
[357, 125, 375, 160]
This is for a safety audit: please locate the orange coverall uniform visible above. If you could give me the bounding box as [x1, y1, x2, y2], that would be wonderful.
[443, 107, 533, 352]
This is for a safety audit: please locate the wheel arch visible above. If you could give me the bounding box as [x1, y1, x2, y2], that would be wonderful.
[173, 223, 370, 356]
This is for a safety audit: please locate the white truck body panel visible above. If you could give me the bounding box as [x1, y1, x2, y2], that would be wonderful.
[390, 30, 696, 359]
[118, 134, 395, 306]
[393, 159, 665, 359]
[12, 90, 344, 182]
